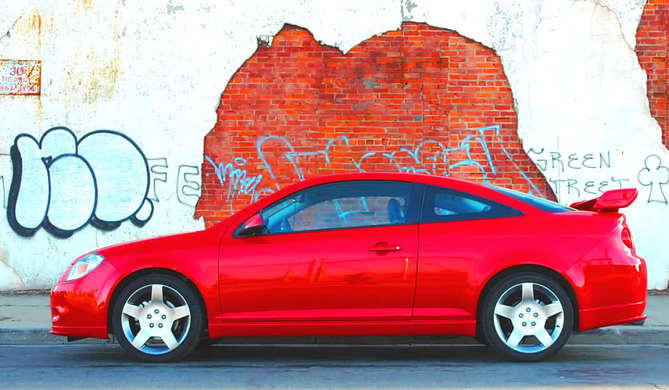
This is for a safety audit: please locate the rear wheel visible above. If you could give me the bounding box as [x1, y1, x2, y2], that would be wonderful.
[111, 274, 203, 362]
[480, 272, 574, 361]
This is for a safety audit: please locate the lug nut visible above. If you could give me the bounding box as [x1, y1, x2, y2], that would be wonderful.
[154, 309, 159, 314]
[531, 322, 536, 326]
[534, 313, 539, 318]
[158, 323, 163, 328]
[526, 308, 531, 313]
[522, 322, 527, 327]
[161, 315, 166, 320]
[149, 323, 154, 328]
[147, 314, 152, 319]
[519, 313, 524, 318]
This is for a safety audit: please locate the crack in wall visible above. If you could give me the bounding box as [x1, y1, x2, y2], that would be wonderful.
[592, 0, 637, 52]
[0, 248, 24, 291]
[0, 15, 23, 43]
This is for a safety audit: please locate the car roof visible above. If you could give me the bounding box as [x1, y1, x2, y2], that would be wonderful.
[292, 172, 475, 188]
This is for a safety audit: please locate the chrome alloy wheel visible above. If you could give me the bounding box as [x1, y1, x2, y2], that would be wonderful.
[120, 284, 191, 355]
[493, 282, 564, 354]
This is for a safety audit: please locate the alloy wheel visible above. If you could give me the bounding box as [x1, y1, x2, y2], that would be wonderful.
[492, 282, 565, 354]
[120, 284, 191, 355]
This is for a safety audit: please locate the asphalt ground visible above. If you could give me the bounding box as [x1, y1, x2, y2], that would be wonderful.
[1, 344, 668, 389]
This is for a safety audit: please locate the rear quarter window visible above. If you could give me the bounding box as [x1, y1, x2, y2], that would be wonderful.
[486, 185, 572, 213]
[421, 185, 522, 223]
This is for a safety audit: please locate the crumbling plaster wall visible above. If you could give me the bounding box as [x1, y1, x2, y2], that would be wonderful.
[0, 0, 667, 289]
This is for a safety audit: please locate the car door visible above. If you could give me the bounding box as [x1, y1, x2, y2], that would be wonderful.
[219, 180, 420, 322]
[413, 184, 523, 322]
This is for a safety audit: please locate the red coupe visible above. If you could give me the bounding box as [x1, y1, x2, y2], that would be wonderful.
[51, 173, 647, 362]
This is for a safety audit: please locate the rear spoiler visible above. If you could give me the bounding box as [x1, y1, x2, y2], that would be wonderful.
[570, 188, 638, 212]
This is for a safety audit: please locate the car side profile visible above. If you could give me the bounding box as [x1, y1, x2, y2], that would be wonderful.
[51, 172, 647, 362]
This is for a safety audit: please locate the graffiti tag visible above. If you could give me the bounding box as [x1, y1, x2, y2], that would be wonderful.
[7, 127, 153, 237]
[177, 164, 202, 208]
[638, 154, 669, 204]
[205, 125, 547, 207]
[528, 148, 631, 198]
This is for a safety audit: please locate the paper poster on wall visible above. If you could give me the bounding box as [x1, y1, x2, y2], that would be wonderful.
[0, 59, 41, 95]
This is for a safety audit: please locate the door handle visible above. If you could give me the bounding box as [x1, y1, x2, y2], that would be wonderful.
[368, 242, 401, 252]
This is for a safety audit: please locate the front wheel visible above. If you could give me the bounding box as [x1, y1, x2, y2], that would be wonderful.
[480, 272, 574, 362]
[111, 274, 203, 362]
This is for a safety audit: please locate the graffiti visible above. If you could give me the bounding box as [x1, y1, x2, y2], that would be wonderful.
[7, 127, 154, 238]
[176, 165, 202, 208]
[527, 148, 631, 198]
[638, 155, 669, 204]
[198, 24, 554, 225]
[546, 177, 630, 197]
[205, 125, 546, 207]
[528, 149, 612, 172]
[204, 156, 264, 201]
[528, 149, 669, 204]
[147, 158, 168, 202]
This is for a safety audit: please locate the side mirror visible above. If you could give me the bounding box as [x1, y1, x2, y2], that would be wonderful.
[238, 213, 266, 237]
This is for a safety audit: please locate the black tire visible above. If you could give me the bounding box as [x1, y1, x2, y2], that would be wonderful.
[111, 274, 204, 362]
[480, 272, 574, 362]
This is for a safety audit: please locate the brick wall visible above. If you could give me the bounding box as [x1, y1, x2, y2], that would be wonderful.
[197, 23, 555, 226]
[636, 0, 668, 146]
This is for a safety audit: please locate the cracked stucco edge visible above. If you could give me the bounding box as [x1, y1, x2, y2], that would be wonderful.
[0, 15, 23, 44]
[592, 0, 645, 51]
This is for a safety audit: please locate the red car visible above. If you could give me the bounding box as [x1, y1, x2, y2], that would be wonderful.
[51, 173, 647, 362]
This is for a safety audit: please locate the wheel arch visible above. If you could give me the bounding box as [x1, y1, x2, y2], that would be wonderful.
[107, 268, 209, 338]
[476, 264, 579, 339]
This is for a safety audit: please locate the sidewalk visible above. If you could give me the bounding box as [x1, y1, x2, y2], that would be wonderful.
[0, 293, 667, 345]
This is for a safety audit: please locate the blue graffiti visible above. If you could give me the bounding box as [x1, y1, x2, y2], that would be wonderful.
[204, 156, 264, 201]
[205, 125, 546, 205]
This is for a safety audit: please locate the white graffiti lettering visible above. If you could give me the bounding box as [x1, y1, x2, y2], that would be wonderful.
[7, 127, 154, 237]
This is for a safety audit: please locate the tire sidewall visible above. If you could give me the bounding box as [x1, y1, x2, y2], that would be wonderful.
[111, 274, 203, 362]
[480, 272, 574, 362]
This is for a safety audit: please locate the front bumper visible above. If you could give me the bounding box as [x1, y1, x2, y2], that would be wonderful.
[51, 261, 117, 339]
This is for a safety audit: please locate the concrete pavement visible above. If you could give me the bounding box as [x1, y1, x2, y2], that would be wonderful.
[1, 292, 667, 346]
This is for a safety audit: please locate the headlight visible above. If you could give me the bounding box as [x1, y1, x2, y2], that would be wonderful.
[66, 253, 105, 281]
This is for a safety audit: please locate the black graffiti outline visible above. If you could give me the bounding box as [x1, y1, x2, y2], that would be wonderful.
[7, 127, 153, 238]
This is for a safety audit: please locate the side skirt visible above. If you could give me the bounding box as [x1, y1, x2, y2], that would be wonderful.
[208, 319, 477, 339]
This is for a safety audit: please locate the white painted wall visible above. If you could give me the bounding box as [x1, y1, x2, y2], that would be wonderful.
[0, 0, 666, 289]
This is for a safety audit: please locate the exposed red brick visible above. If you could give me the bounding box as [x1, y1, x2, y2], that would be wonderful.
[636, 0, 668, 146]
[197, 23, 555, 226]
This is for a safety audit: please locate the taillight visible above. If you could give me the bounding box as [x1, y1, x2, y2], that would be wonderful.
[621, 227, 634, 250]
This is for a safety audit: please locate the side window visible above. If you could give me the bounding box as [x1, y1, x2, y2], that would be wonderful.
[433, 192, 491, 216]
[421, 185, 521, 223]
[259, 181, 414, 234]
